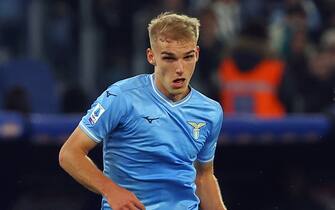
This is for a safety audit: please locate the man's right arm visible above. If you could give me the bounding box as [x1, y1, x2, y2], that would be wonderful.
[59, 126, 145, 210]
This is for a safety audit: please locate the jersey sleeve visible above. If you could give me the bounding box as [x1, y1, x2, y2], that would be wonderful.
[79, 85, 127, 143]
[197, 105, 223, 163]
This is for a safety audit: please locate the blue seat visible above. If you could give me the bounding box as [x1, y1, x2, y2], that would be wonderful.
[0, 58, 60, 113]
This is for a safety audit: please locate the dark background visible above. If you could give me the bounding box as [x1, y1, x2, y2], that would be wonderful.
[1, 133, 334, 210]
[1, 0, 335, 209]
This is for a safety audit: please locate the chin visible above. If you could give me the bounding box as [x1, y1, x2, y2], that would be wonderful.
[170, 88, 187, 95]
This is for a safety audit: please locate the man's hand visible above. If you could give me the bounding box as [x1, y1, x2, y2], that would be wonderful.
[104, 184, 145, 210]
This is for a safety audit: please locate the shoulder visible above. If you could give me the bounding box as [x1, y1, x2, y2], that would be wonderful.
[94, 74, 151, 108]
[191, 89, 223, 114]
[190, 89, 223, 131]
[107, 74, 151, 94]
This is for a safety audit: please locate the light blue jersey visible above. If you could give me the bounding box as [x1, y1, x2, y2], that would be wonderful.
[79, 74, 223, 210]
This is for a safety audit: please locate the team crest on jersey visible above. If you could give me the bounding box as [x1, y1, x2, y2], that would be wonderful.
[89, 103, 105, 125]
[187, 121, 206, 140]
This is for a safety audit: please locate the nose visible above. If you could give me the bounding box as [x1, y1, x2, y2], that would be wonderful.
[176, 60, 184, 75]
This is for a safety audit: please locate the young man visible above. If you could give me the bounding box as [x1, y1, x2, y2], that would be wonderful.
[59, 12, 227, 210]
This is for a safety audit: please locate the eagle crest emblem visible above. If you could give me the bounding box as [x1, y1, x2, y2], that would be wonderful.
[187, 121, 206, 140]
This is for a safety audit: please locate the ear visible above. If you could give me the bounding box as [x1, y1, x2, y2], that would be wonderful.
[146, 48, 156, 65]
[195, 46, 200, 62]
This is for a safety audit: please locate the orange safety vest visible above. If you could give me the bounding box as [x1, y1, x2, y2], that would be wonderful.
[218, 58, 286, 117]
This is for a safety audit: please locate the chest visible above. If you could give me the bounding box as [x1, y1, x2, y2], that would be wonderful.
[115, 99, 211, 162]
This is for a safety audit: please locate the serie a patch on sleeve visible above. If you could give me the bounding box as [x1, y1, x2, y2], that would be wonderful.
[89, 103, 106, 125]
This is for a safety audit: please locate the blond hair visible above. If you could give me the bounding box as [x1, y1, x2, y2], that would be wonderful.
[148, 12, 200, 46]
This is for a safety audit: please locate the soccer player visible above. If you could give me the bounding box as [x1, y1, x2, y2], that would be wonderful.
[59, 12, 227, 210]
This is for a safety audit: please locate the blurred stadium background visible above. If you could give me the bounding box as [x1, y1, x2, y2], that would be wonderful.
[0, 0, 335, 210]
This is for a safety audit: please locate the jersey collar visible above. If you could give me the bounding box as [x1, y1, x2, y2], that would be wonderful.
[150, 74, 192, 107]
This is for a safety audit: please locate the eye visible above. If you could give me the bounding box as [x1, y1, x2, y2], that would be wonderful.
[162, 57, 176, 61]
[184, 55, 194, 60]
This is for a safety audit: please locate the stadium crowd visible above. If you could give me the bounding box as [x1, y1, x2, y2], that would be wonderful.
[0, 0, 335, 210]
[0, 0, 334, 116]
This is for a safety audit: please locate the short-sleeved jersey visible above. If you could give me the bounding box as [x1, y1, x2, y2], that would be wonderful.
[80, 74, 223, 210]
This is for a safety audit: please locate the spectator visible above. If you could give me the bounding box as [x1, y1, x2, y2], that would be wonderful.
[3, 86, 30, 114]
[301, 29, 335, 112]
[0, 58, 60, 114]
[195, 7, 224, 101]
[274, 5, 317, 112]
[210, 0, 241, 45]
[0, 0, 28, 55]
[269, 2, 311, 60]
[45, 1, 77, 85]
[269, 0, 321, 42]
[217, 20, 286, 117]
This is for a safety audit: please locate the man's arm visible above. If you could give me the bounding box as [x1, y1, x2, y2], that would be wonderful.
[59, 126, 145, 210]
[195, 161, 227, 210]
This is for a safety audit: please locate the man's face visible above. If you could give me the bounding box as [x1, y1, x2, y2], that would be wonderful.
[147, 37, 199, 101]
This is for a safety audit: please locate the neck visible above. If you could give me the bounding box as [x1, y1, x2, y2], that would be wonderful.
[167, 88, 190, 102]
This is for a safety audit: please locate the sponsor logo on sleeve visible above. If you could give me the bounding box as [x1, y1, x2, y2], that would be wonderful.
[106, 91, 116, 97]
[89, 103, 105, 125]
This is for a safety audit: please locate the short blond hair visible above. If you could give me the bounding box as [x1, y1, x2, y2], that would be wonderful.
[148, 12, 200, 46]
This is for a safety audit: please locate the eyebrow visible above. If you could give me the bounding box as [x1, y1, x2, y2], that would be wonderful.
[161, 50, 195, 56]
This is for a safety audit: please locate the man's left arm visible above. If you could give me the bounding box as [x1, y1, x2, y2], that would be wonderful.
[195, 161, 227, 210]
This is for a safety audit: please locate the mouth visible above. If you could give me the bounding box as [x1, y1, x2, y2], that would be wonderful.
[171, 78, 186, 89]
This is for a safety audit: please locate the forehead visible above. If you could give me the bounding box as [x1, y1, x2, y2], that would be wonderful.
[153, 37, 197, 54]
